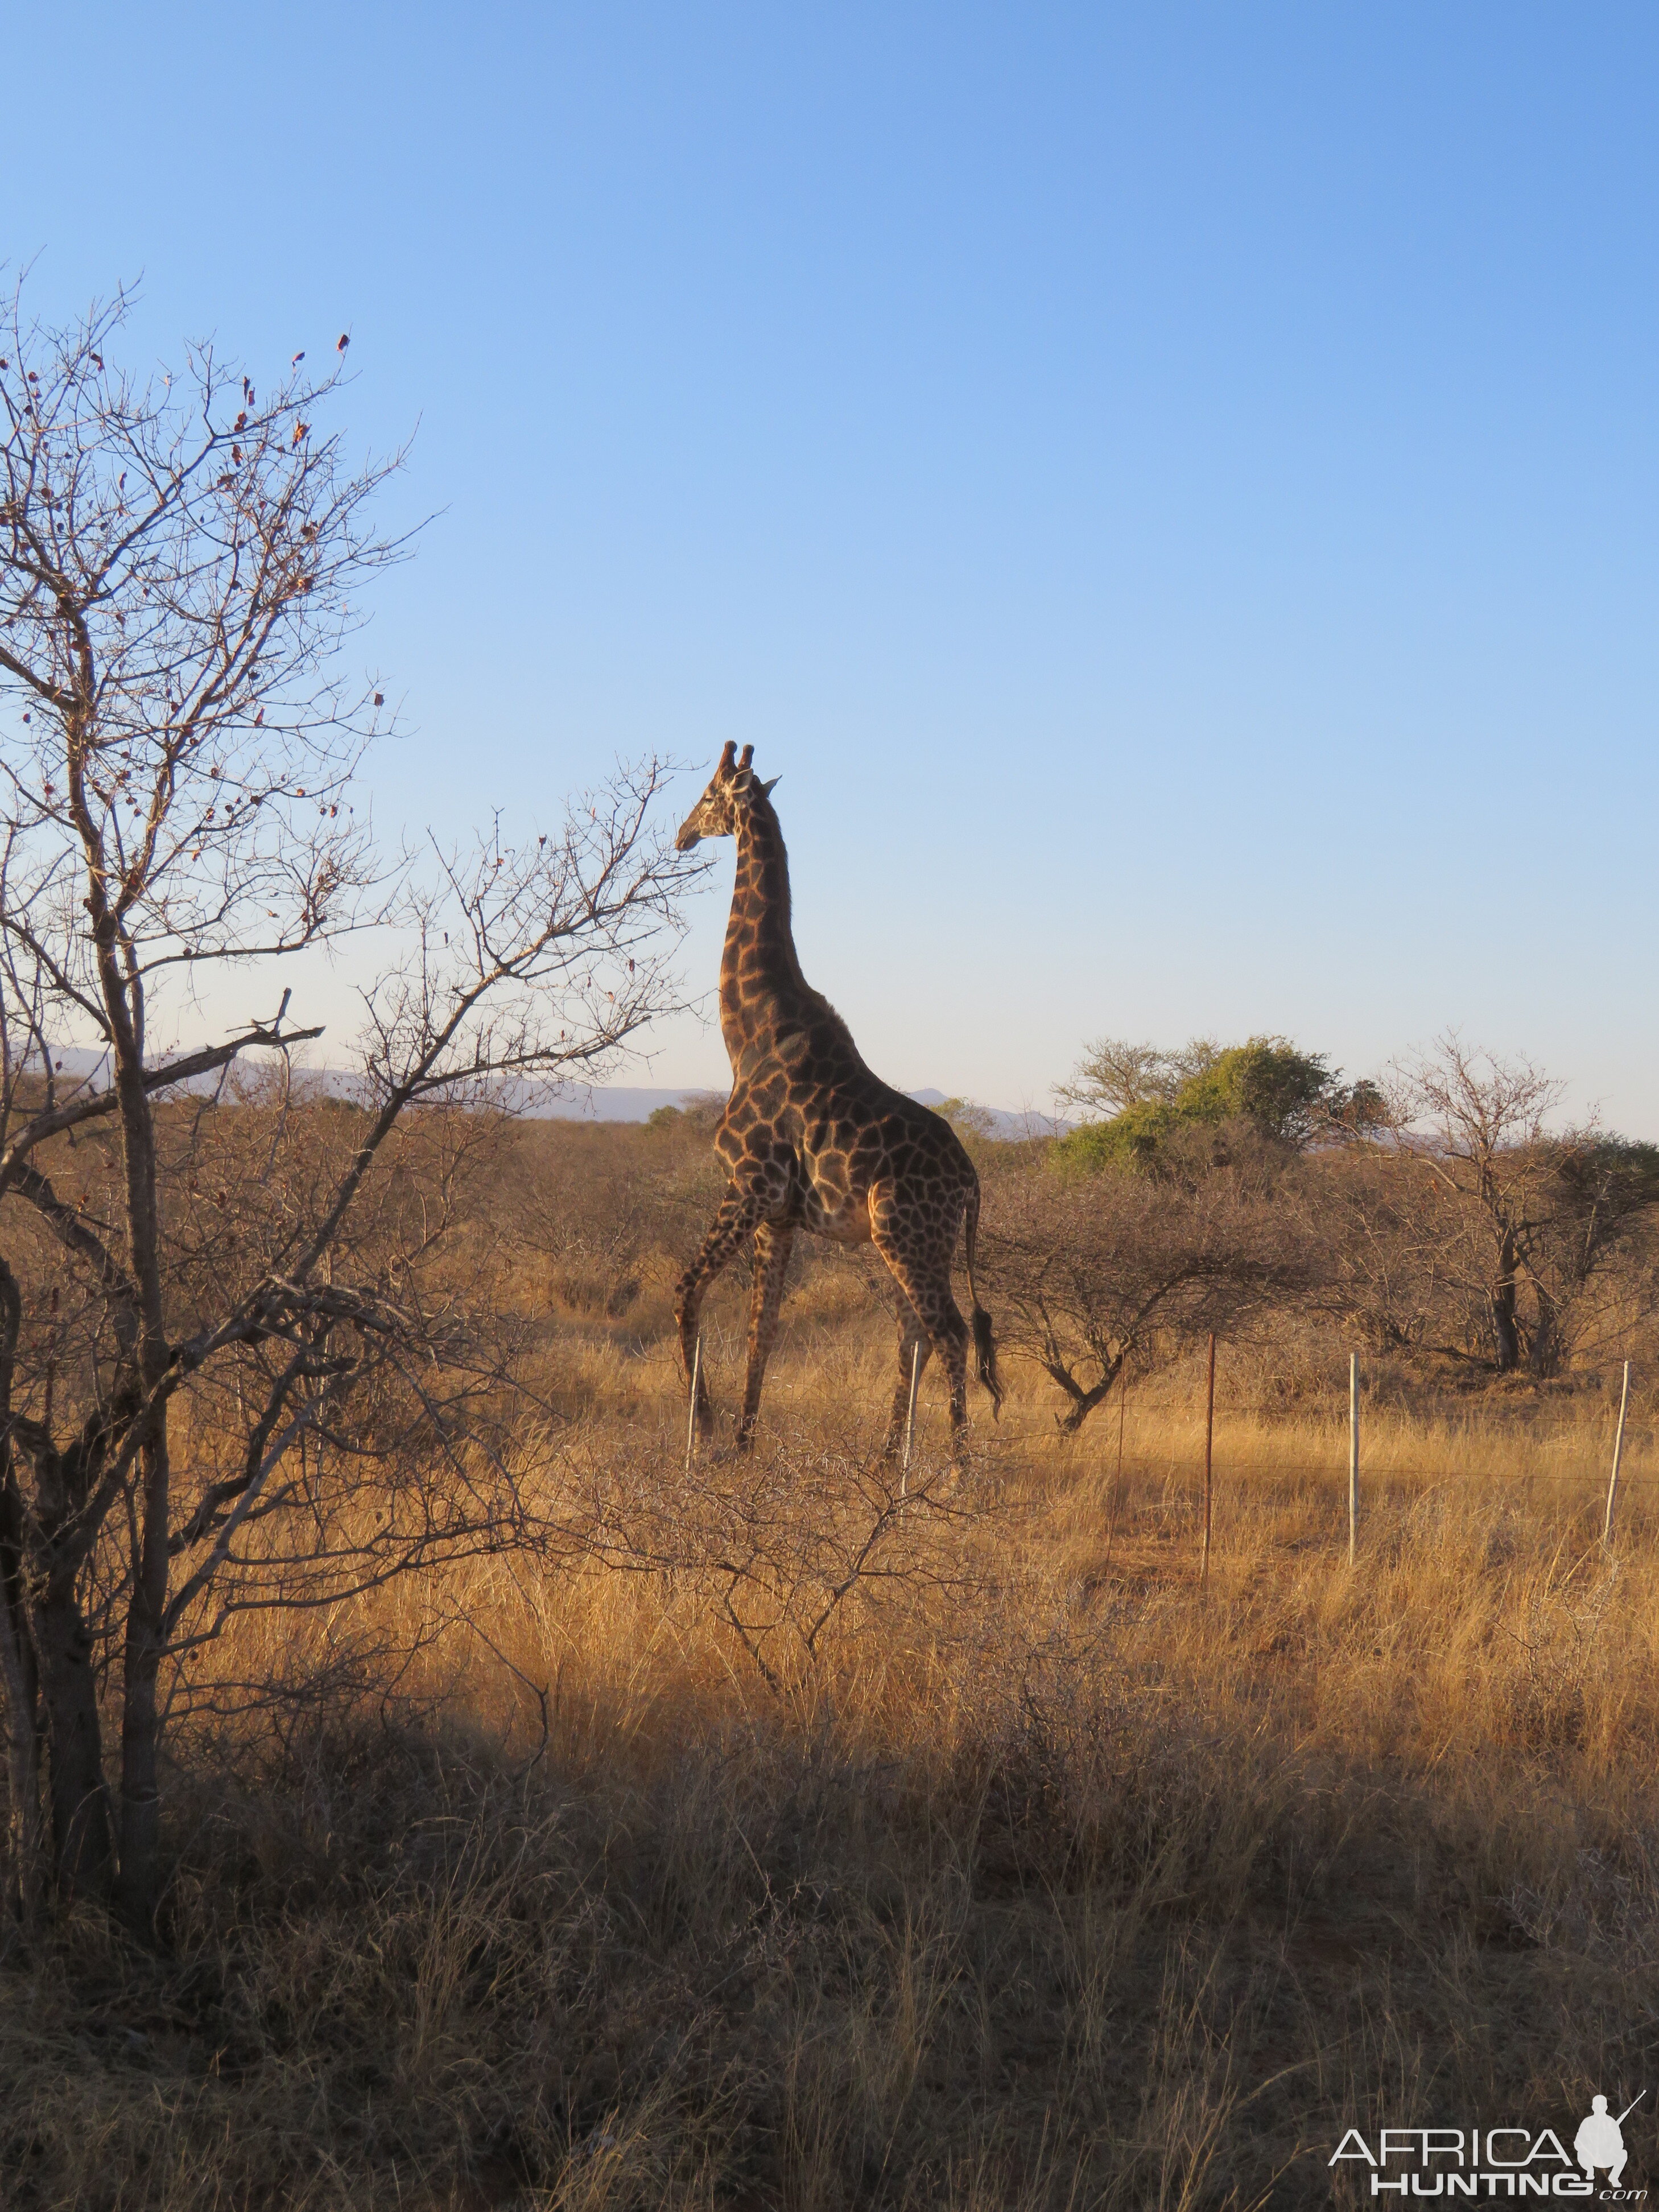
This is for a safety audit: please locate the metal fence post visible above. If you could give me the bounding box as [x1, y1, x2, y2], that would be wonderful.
[1603, 1359, 1631, 1547]
[901, 1340, 922, 1495]
[1348, 1352, 1360, 1568]
[1200, 1332, 1216, 1591]
[685, 1334, 703, 1476]
[1103, 1372, 1126, 1573]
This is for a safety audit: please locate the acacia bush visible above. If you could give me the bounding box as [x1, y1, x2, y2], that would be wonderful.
[980, 1150, 1310, 1429]
[1053, 1034, 1383, 1175]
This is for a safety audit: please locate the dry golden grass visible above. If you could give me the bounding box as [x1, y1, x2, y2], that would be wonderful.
[5, 1283, 1657, 2210]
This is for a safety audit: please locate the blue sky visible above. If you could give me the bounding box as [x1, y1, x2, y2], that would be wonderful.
[9, 5, 1659, 1125]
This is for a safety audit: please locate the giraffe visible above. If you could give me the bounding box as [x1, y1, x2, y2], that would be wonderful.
[672, 743, 1002, 1461]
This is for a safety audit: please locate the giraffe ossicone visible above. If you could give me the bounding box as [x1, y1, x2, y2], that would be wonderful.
[672, 744, 1002, 1461]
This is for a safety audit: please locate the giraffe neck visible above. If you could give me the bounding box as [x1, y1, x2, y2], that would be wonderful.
[720, 797, 815, 1057]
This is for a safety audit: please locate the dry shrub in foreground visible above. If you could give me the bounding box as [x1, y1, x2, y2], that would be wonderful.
[2, 1402, 1654, 2212]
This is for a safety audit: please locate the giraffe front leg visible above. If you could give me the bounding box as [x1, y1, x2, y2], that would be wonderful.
[675, 1183, 767, 1437]
[737, 1221, 795, 1448]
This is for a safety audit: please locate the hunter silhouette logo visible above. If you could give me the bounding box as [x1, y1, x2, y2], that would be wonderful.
[1330, 2091, 1646, 2198]
[1577, 2095, 1644, 2192]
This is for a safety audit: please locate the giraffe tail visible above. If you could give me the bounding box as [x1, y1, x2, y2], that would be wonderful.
[963, 1183, 1004, 1419]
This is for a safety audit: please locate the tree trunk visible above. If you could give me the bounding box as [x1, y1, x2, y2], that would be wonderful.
[1526, 1291, 1561, 1379]
[114, 1428, 170, 1933]
[1050, 1354, 1123, 1434]
[100, 918, 175, 1937]
[0, 1268, 48, 1923]
[33, 1569, 114, 1899]
[1489, 1231, 1521, 1372]
[0, 1498, 46, 1926]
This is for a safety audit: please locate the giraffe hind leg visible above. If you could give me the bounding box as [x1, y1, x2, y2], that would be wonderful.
[882, 1290, 934, 1459]
[738, 1220, 794, 1447]
[869, 1191, 972, 1463]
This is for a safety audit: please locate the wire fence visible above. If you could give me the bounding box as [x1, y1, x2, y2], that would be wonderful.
[1095, 1347, 1656, 1567]
[1110, 1462, 1659, 1484]
[1108, 1460, 1659, 1483]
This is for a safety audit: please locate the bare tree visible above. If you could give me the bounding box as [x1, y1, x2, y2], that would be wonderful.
[1056, 1037, 1221, 1119]
[1294, 1146, 1452, 1359]
[1384, 1038, 1659, 1375]
[0, 285, 700, 1932]
[1389, 1039, 1562, 1372]
[981, 1162, 1305, 1431]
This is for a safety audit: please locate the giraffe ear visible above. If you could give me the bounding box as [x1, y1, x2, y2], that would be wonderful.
[760, 775, 781, 798]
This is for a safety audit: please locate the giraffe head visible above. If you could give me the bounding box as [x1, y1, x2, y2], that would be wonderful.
[675, 743, 779, 851]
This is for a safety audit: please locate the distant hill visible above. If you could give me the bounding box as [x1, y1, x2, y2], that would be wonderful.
[551, 1085, 1056, 1138]
[30, 1052, 1055, 1139]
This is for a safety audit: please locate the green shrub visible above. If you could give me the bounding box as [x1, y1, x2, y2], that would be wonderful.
[1055, 1035, 1379, 1175]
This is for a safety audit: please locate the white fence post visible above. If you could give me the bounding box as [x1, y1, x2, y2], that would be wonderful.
[1200, 1332, 1216, 1591]
[1348, 1352, 1360, 1568]
[1603, 1359, 1631, 1548]
[1103, 1373, 1126, 1573]
[901, 1340, 922, 1495]
[685, 1334, 703, 1476]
